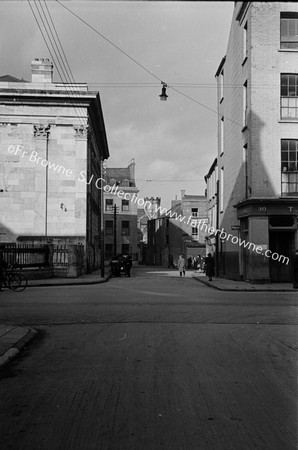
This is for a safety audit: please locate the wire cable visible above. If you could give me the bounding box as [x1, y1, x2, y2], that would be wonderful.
[38, 0, 87, 125]
[55, 0, 243, 128]
[28, 0, 87, 127]
[41, 0, 88, 122]
[56, 0, 162, 84]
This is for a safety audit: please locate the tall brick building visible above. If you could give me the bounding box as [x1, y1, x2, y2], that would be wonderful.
[214, 2, 298, 282]
[0, 59, 109, 272]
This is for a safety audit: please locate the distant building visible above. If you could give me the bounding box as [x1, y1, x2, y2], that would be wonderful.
[204, 158, 218, 258]
[104, 160, 138, 260]
[214, 2, 298, 282]
[147, 190, 208, 266]
[0, 58, 109, 272]
[137, 197, 161, 264]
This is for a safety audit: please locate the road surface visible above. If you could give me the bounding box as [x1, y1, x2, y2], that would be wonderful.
[0, 266, 297, 449]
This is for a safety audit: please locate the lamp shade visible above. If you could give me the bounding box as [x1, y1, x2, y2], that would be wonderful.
[159, 84, 168, 101]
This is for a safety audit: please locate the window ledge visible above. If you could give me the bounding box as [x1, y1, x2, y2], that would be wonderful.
[279, 49, 298, 52]
[279, 120, 298, 123]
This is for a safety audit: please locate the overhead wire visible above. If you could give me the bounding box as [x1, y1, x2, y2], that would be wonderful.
[41, 0, 88, 122]
[38, 0, 87, 126]
[55, 0, 243, 128]
[28, 0, 87, 127]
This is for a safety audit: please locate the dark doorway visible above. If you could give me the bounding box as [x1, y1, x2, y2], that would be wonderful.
[269, 231, 294, 282]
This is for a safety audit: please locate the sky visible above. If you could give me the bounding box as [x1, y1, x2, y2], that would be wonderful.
[0, 0, 234, 209]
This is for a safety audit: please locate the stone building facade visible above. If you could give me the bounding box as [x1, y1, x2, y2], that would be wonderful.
[0, 59, 109, 272]
[215, 2, 298, 282]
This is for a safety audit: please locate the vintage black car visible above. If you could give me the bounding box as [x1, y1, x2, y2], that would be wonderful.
[110, 254, 132, 277]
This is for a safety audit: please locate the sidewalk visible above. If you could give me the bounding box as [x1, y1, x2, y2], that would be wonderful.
[27, 268, 111, 287]
[0, 324, 37, 369]
[192, 272, 297, 291]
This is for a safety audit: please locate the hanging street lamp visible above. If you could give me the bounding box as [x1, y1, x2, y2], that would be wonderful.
[159, 82, 168, 101]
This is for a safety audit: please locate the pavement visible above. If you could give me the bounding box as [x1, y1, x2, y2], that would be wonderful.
[26, 268, 111, 287]
[0, 265, 296, 370]
[0, 324, 37, 369]
[192, 271, 297, 291]
[0, 268, 111, 369]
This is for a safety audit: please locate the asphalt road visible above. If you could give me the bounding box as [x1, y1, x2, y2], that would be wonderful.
[0, 266, 297, 450]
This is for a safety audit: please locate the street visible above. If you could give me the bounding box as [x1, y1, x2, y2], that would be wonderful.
[0, 266, 297, 450]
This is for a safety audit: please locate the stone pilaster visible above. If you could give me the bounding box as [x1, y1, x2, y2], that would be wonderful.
[33, 124, 50, 235]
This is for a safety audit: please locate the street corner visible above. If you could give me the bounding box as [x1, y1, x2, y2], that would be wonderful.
[0, 326, 38, 370]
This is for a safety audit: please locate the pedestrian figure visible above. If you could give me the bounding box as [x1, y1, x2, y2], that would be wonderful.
[177, 255, 186, 277]
[187, 256, 192, 270]
[193, 256, 198, 270]
[168, 254, 174, 268]
[205, 253, 215, 281]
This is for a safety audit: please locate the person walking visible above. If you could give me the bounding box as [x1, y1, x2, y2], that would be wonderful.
[177, 255, 186, 277]
[205, 253, 215, 281]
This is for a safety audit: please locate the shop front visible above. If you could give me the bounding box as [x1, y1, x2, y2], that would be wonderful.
[236, 199, 298, 283]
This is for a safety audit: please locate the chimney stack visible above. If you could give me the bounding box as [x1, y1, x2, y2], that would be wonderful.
[31, 58, 53, 83]
[181, 190, 185, 199]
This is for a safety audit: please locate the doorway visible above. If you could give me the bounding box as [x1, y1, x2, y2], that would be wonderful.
[269, 231, 294, 282]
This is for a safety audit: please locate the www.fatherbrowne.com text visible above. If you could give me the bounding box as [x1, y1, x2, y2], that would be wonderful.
[7, 145, 289, 265]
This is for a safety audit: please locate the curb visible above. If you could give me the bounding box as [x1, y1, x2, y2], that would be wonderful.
[27, 274, 111, 288]
[0, 328, 37, 369]
[192, 276, 297, 292]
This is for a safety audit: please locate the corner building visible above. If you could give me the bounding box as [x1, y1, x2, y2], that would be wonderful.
[0, 59, 109, 272]
[216, 2, 298, 283]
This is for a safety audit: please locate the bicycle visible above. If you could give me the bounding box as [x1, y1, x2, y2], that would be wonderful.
[2, 264, 28, 292]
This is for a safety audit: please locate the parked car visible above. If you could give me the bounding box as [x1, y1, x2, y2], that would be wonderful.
[110, 254, 132, 277]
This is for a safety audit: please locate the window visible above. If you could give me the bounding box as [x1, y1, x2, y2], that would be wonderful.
[243, 22, 248, 61]
[281, 139, 298, 196]
[105, 220, 113, 235]
[280, 12, 298, 49]
[192, 227, 198, 236]
[243, 145, 248, 198]
[105, 199, 113, 211]
[191, 208, 198, 218]
[220, 117, 224, 154]
[122, 199, 129, 211]
[243, 81, 248, 127]
[122, 244, 130, 254]
[121, 179, 130, 187]
[220, 70, 224, 102]
[281, 74, 298, 119]
[105, 244, 113, 260]
[220, 167, 224, 212]
[122, 221, 130, 235]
